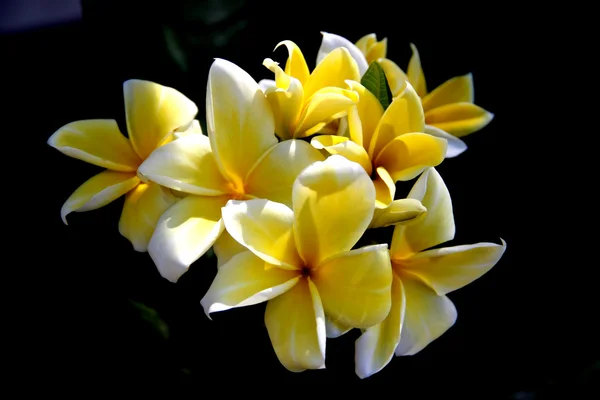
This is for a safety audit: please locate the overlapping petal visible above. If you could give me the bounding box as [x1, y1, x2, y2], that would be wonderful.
[213, 230, 246, 268]
[425, 103, 494, 138]
[276, 40, 310, 85]
[424, 125, 467, 158]
[303, 47, 360, 100]
[370, 198, 427, 229]
[421, 73, 474, 112]
[311, 135, 372, 175]
[316, 32, 368, 75]
[294, 87, 359, 137]
[345, 80, 384, 150]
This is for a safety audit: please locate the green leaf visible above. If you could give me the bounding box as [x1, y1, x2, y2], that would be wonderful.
[360, 61, 393, 110]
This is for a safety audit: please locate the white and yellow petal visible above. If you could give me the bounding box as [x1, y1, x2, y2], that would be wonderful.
[303, 47, 360, 100]
[206, 58, 278, 188]
[48, 119, 141, 172]
[275, 40, 310, 86]
[213, 230, 246, 268]
[316, 32, 369, 76]
[221, 199, 302, 269]
[60, 171, 139, 224]
[265, 278, 326, 372]
[421, 73, 474, 112]
[201, 250, 300, 315]
[148, 194, 229, 282]
[292, 155, 375, 267]
[425, 102, 494, 138]
[369, 198, 427, 229]
[124, 79, 198, 159]
[311, 135, 372, 175]
[424, 125, 467, 158]
[294, 87, 359, 138]
[137, 134, 229, 196]
[118, 182, 179, 252]
[312, 244, 392, 329]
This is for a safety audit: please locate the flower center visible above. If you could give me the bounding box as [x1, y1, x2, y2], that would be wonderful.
[227, 181, 247, 200]
[301, 266, 311, 278]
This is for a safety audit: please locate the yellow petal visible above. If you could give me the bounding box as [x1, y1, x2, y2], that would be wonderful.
[265, 278, 326, 372]
[293, 155, 375, 267]
[262, 58, 304, 140]
[402, 239, 506, 295]
[312, 244, 392, 328]
[391, 168, 455, 259]
[206, 59, 278, 188]
[148, 195, 229, 282]
[316, 32, 369, 75]
[213, 230, 246, 268]
[421, 73, 474, 112]
[311, 135, 372, 175]
[424, 124, 467, 158]
[355, 33, 377, 55]
[345, 80, 384, 151]
[60, 171, 139, 224]
[137, 134, 229, 196]
[366, 37, 387, 65]
[118, 182, 179, 252]
[374, 132, 447, 182]
[124, 79, 198, 160]
[377, 58, 409, 97]
[373, 167, 396, 209]
[244, 140, 325, 207]
[221, 199, 302, 269]
[173, 119, 203, 139]
[325, 315, 352, 338]
[201, 250, 300, 315]
[395, 271, 456, 356]
[407, 43, 427, 97]
[294, 87, 359, 138]
[275, 40, 310, 86]
[355, 273, 405, 379]
[303, 47, 360, 100]
[425, 102, 494, 138]
[48, 119, 141, 172]
[369, 82, 425, 159]
[370, 198, 427, 229]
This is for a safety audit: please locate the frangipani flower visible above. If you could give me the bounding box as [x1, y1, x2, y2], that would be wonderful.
[138, 59, 324, 282]
[353, 167, 507, 379]
[311, 81, 447, 212]
[47, 80, 199, 251]
[201, 155, 393, 372]
[259, 41, 360, 140]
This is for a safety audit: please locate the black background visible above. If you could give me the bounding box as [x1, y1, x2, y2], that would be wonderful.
[4, 0, 596, 397]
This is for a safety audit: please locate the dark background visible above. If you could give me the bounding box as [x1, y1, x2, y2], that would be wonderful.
[3, 0, 595, 397]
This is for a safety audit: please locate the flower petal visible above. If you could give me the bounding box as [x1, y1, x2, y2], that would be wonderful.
[424, 125, 467, 158]
[421, 73, 474, 112]
[311, 135, 372, 175]
[366, 37, 387, 65]
[258, 79, 276, 93]
[345, 80, 384, 151]
[201, 250, 300, 315]
[325, 315, 352, 338]
[294, 87, 359, 138]
[402, 239, 507, 295]
[137, 134, 229, 196]
[394, 271, 457, 356]
[206, 59, 278, 188]
[377, 58, 409, 97]
[262, 58, 304, 140]
[391, 167, 455, 259]
[48, 119, 141, 172]
[369, 82, 425, 159]
[370, 198, 427, 229]
[173, 119, 203, 139]
[355, 273, 405, 379]
[355, 33, 377, 55]
[407, 43, 427, 97]
[124, 79, 198, 160]
[275, 40, 310, 86]
[312, 244, 392, 328]
[316, 32, 369, 76]
[303, 47, 360, 100]
[119, 182, 179, 252]
[293, 155, 375, 266]
[265, 278, 326, 372]
[425, 102, 494, 138]
[221, 199, 302, 269]
[148, 195, 229, 282]
[373, 167, 396, 209]
[374, 132, 447, 182]
[60, 171, 139, 224]
[213, 230, 246, 268]
[245, 140, 325, 207]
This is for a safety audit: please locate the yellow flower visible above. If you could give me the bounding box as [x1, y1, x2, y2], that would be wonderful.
[137, 59, 324, 282]
[47, 80, 199, 251]
[356, 34, 495, 140]
[353, 167, 506, 379]
[201, 155, 393, 372]
[311, 81, 447, 211]
[258, 41, 360, 140]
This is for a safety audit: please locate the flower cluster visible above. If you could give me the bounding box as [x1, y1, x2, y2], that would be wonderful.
[48, 32, 506, 378]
